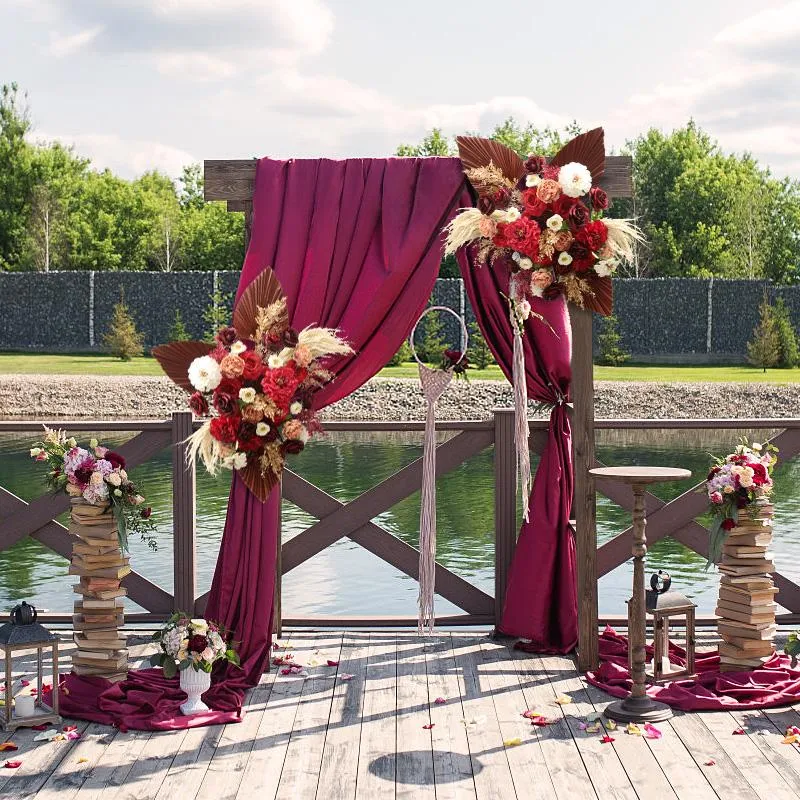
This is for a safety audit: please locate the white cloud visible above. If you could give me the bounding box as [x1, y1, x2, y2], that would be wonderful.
[714, 1, 800, 62]
[155, 53, 237, 81]
[48, 24, 103, 57]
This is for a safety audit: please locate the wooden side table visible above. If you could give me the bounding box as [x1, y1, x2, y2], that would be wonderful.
[590, 466, 692, 723]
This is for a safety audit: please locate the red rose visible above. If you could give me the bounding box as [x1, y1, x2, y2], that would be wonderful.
[552, 195, 578, 216]
[569, 243, 596, 273]
[240, 350, 264, 382]
[575, 220, 608, 251]
[213, 379, 240, 415]
[751, 463, 768, 485]
[105, 452, 126, 470]
[590, 186, 609, 211]
[721, 518, 736, 531]
[188, 634, 208, 653]
[567, 202, 591, 228]
[210, 416, 239, 444]
[140, 507, 152, 519]
[492, 217, 541, 260]
[188, 392, 209, 416]
[215, 327, 238, 347]
[521, 189, 548, 218]
[281, 440, 305, 456]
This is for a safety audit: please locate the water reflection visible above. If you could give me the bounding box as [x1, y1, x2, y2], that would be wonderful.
[0, 427, 796, 618]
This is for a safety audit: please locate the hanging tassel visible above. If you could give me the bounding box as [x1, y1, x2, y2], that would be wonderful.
[418, 392, 438, 634]
[512, 319, 532, 522]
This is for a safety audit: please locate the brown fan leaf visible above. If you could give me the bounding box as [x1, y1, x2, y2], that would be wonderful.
[550, 128, 606, 182]
[233, 268, 286, 340]
[456, 136, 525, 184]
[581, 274, 613, 317]
[151, 341, 212, 392]
[239, 458, 278, 503]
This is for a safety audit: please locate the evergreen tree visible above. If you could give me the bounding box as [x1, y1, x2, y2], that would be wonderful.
[747, 295, 780, 372]
[168, 309, 190, 342]
[203, 289, 233, 342]
[417, 310, 446, 363]
[387, 339, 413, 367]
[596, 315, 630, 366]
[773, 297, 799, 368]
[103, 291, 144, 360]
[467, 320, 495, 369]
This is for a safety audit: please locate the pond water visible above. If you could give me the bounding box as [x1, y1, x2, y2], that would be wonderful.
[0, 427, 798, 619]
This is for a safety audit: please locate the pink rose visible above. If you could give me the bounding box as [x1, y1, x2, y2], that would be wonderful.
[709, 491, 723, 505]
[201, 647, 215, 662]
[536, 179, 561, 204]
[530, 269, 553, 292]
[94, 446, 108, 458]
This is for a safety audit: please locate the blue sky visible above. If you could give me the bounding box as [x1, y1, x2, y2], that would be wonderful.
[3, 0, 799, 178]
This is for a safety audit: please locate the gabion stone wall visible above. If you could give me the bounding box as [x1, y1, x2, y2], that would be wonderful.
[0, 272, 798, 361]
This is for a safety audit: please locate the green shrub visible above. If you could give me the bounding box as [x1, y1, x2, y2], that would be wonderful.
[103, 292, 143, 361]
[168, 309, 190, 342]
[388, 340, 413, 367]
[747, 294, 780, 372]
[773, 297, 799, 368]
[596, 314, 629, 366]
[202, 289, 233, 342]
[467, 320, 495, 369]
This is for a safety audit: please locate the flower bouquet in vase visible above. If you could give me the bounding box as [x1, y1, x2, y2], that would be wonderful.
[30, 428, 156, 681]
[150, 614, 240, 715]
[705, 439, 779, 670]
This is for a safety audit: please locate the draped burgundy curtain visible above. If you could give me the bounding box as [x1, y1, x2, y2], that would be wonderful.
[458, 246, 577, 653]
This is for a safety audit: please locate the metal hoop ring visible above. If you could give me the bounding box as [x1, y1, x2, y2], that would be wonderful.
[408, 305, 469, 368]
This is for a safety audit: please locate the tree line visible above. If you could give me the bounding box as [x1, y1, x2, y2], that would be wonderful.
[2, 82, 799, 283]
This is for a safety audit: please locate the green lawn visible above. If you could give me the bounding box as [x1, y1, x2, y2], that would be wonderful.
[1, 353, 799, 383]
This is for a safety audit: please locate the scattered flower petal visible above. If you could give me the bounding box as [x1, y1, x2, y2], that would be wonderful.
[19, 680, 30, 687]
[339, 673, 355, 681]
[434, 697, 446, 705]
[732, 728, 746, 736]
[600, 735, 615, 744]
[65, 731, 81, 741]
[586, 722, 602, 734]
[63, 725, 77, 733]
[460, 716, 486, 727]
[77, 758, 88, 764]
[578, 722, 588, 731]
[327, 660, 339, 667]
[3, 760, 21, 768]
[704, 759, 716, 767]
[31, 724, 49, 731]
[503, 738, 522, 747]
[606, 720, 618, 731]
[643, 723, 662, 740]
[422, 724, 435, 730]
[554, 694, 572, 705]
[0, 743, 18, 752]
[522, 709, 545, 719]
[627, 723, 642, 736]
[530, 716, 557, 727]
[782, 734, 799, 745]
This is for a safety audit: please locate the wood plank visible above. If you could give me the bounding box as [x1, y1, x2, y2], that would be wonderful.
[276, 632, 344, 798]
[450, 635, 520, 800]
[477, 640, 556, 800]
[316, 633, 370, 800]
[110, 729, 188, 800]
[355, 634, 397, 799]
[540, 654, 635, 800]
[73, 729, 153, 800]
[395, 635, 435, 799]
[424, 634, 477, 799]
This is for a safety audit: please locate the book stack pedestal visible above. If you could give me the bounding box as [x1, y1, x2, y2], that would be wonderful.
[716, 503, 777, 671]
[69, 499, 130, 682]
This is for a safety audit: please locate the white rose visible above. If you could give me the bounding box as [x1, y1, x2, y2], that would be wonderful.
[518, 257, 533, 271]
[558, 162, 593, 198]
[239, 387, 256, 404]
[113, 488, 123, 497]
[511, 251, 521, 263]
[256, 422, 270, 437]
[740, 474, 754, 488]
[90, 471, 104, 486]
[268, 354, 286, 369]
[546, 214, 563, 231]
[594, 259, 618, 277]
[723, 485, 734, 494]
[558, 252, 573, 266]
[525, 174, 542, 188]
[517, 300, 532, 321]
[752, 443, 762, 451]
[290, 401, 303, 415]
[106, 472, 122, 487]
[232, 452, 248, 470]
[503, 207, 521, 223]
[89, 438, 98, 449]
[30, 448, 42, 457]
[201, 647, 215, 662]
[119, 469, 128, 480]
[231, 341, 247, 355]
[191, 619, 208, 633]
[188, 356, 222, 393]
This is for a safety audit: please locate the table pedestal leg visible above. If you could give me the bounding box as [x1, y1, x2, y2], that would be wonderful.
[604, 483, 672, 723]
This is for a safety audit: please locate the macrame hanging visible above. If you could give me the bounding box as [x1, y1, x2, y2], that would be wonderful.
[409, 306, 469, 634]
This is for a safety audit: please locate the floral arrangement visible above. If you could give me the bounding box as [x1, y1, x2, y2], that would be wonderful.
[150, 613, 239, 677]
[30, 427, 155, 551]
[441, 348, 469, 379]
[705, 438, 778, 563]
[153, 269, 352, 501]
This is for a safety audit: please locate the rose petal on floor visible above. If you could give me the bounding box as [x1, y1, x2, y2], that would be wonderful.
[3, 760, 21, 768]
[554, 694, 572, 705]
[503, 738, 522, 747]
[422, 724, 435, 730]
[643, 723, 662, 740]
[732, 728, 746, 736]
[626, 723, 642, 736]
[434, 697, 446, 704]
[600, 735, 615, 744]
[704, 759, 716, 767]
[327, 660, 339, 667]
[0, 743, 18, 751]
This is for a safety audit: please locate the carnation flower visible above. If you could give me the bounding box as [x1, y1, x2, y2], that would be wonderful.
[239, 387, 257, 404]
[558, 162, 593, 198]
[106, 472, 122, 487]
[230, 341, 247, 356]
[188, 356, 222, 393]
[477, 216, 497, 237]
[546, 214, 564, 231]
[536, 179, 561, 204]
[283, 419, 309, 442]
[242, 405, 264, 423]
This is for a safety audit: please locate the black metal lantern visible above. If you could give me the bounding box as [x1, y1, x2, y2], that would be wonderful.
[0, 603, 61, 730]
[642, 572, 696, 683]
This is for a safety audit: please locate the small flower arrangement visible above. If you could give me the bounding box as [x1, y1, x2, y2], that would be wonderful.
[30, 427, 156, 552]
[705, 438, 778, 564]
[150, 613, 240, 678]
[440, 349, 470, 379]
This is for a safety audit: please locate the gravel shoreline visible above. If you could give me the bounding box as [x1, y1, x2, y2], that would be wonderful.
[0, 374, 798, 421]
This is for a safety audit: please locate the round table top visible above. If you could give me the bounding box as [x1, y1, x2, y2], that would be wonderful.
[589, 466, 692, 484]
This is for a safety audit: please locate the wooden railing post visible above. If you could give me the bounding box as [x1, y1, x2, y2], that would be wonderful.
[171, 411, 196, 614]
[494, 408, 517, 630]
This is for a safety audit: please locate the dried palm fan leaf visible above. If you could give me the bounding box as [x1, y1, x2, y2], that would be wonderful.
[240, 455, 277, 502]
[550, 127, 606, 182]
[152, 341, 213, 391]
[233, 267, 286, 340]
[581, 273, 613, 317]
[456, 136, 525, 184]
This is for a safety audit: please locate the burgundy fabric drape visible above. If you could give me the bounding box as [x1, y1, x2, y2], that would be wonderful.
[588, 627, 800, 710]
[458, 246, 577, 652]
[61, 156, 469, 730]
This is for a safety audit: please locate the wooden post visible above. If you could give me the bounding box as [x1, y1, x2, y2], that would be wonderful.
[569, 306, 598, 672]
[274, 482, 282, 638]
[493, 408, 517, 631]
[171, 411, 196, 614]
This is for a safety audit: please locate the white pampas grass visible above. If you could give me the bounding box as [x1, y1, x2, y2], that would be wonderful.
[297, 328, 353, 360]
[603, 218, 645, 264]
[444, 208, 485, 256]
[186, 420, 225, 476]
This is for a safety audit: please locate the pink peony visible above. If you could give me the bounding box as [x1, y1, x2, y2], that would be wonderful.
[709, 491, 723, 505]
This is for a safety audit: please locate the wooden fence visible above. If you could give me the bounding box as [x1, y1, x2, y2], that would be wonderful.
[1, 412, 799, 629]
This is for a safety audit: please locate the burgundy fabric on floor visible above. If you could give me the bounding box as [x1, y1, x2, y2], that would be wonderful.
[60, 156, 470, 730]
[587, 627, 800, 711]
[458, 247, 576, 652]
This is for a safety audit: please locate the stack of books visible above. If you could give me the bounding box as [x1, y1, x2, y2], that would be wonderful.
[68, 502, 130, 682]
[716, 505, 777, 671]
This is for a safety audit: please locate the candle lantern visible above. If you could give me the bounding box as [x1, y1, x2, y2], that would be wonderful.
[0, 602, 61, 731]
[643, 572, 696, 683]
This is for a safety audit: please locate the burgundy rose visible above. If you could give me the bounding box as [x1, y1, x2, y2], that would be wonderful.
[281, 439, 305, 456]
[73, 463, 95, 487]
[524, 155, 547, 175]
[216, 326, 238, 347]
[106, 451, 126, 470]
[237, 420, 257, 441]
[477, 196, 496, 215]
[590, 186, 609, 211]
[552, 195, 578, 216]
[567, 202, 591, 228]
[188, 392, 209, 416]
[568, 242, 595, 273]
[721, 518, 736, 531]
[213, 386, 238, 416]
[140, 507, 152, 519]
[492, 187, 511, 208]
[283, 328, 300, 348]
[188, 634, 208, 653]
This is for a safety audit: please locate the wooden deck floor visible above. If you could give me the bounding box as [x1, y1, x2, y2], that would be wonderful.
[5, 629, 800, 799]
